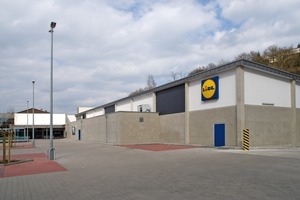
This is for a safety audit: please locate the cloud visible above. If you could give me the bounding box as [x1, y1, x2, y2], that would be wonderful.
[0, 0, 299, 114]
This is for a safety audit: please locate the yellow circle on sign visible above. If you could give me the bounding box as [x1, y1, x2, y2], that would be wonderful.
[202, 79, 216, 99]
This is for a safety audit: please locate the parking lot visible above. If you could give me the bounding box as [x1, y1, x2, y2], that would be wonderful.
[1, 139, 300, 200]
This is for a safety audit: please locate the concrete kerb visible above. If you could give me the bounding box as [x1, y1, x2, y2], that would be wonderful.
[0, 159, 33, 166]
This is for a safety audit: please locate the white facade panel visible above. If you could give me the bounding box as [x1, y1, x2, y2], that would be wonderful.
[86, 108, 104, 118]
[132, 93, 153, 112]
[296, 83, 300, 108]
[116, 99, 132, 112]
[78, 107, 94, 113]
[67, 115, 76, 122]
[189, 69, 236, 111]
[14, 113, 66, 126]
[244, 69, 291, 107]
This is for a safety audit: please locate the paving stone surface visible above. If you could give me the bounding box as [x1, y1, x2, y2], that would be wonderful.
[119, 143, 198, 151]
[0, 153, 67, 178]
[0, 139, 300, 200]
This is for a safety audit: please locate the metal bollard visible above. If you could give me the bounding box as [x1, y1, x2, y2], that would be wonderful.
[243, 129, 250, 151]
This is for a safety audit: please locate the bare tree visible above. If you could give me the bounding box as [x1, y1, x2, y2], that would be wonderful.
[188, 66, 207, 76]
[128, 88, 146, 96]
[235, 52, 252, 61]
[146, 74, 156, 90]
[263, 45, 280, 64]
[0, 111, 14, 130]
[170, 71, 186, 81]
[217, 59, 230, 66]
[207, 63, 217, 69]
[170, 71, 177, 81]
[188, 43, 300, 76]
[129, 74, 157, 96]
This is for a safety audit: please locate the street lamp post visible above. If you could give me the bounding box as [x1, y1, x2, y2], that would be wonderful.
[48, 21, 56, 160]
[27, 100, 29, 142]
[32, 80, 35, 147]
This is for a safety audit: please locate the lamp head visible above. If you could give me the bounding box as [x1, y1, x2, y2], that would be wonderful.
[50, 22, 56, 29]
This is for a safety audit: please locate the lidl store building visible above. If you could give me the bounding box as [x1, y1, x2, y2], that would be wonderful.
[66, 60, 300, 147]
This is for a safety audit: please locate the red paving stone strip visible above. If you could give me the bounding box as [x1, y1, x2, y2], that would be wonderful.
[0, 153, 67, 178]
[119, 144, 198, 151]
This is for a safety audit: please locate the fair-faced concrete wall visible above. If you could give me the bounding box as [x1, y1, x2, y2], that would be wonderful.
[118, 112, 160, 144]
[66, 115, 106, 143]
[80, 116, 103, 142]
[65, 120, 80, 141]
[245, 105, 293, 146]
[159, 113, 185, 144]
[189, 106, 236, 146]
[296, 108, 300, 145]
[105, 113, 119, 144]
[66, 112, 160, 144]
[67, 113, 120, 143]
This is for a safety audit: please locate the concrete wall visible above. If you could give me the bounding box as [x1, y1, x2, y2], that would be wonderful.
[189, 106, 236, 146]
[245, 105, 293, 146]
[80, 116, 102, 142]
[105, 113, 119, 143]
[67, 106, 299, 147]
[118, 112, 159, 144]
[65, 120, 79, 141]
[296, 108, 300, 145]
[66, 112, 160, 144]
[159, 113, 185, 144]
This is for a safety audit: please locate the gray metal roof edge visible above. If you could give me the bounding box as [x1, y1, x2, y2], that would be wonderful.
[241, 59, 300, 81]
[76, 59, 300, 116]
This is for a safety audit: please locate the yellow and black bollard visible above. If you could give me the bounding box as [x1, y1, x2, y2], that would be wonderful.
[243, 129, 250, 151]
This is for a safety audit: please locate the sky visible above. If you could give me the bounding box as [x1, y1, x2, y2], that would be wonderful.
[1, 0, 300, 114]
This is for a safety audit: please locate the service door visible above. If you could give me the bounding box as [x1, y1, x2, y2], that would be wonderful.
[214, 124, 225, 147]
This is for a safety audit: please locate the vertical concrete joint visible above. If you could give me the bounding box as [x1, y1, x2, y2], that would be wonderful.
[152, 92, 156, 112]
[291, 80, 296, 146]
[130, 98, 133, 111]
[236, 66, 245, 147]
[185, 82, 190, 144]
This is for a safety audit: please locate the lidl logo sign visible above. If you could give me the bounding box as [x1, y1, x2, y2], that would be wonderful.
[201, 76, 219, 101]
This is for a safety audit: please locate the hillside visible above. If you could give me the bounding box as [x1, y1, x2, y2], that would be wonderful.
[189, 44, 300, 76]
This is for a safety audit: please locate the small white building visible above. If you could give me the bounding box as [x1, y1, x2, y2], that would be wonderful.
[14, 108, 66, 139]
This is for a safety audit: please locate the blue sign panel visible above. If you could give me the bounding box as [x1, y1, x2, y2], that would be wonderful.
[201, 76, 219, 101]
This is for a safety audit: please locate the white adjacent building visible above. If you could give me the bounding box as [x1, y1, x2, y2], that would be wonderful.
[14, 108, 66, 139]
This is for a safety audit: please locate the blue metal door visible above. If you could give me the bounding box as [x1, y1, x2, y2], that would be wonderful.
[214, 124, 225, 147]
[78, 130, 81, 140]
